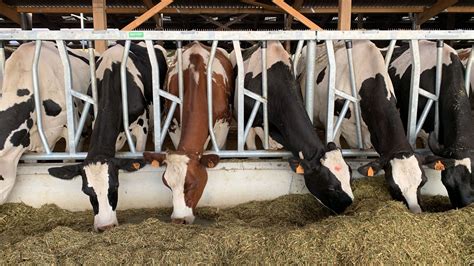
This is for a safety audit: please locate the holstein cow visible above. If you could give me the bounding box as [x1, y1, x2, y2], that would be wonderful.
[297, 40, 427, 213]
[231, 41, 354, 214]
[48, 42, 168, 231]
[388, 40, 474, 208]
[455, 48, 474, 114]
[143, 41, 233, 224]
[0, 41, 90, 203]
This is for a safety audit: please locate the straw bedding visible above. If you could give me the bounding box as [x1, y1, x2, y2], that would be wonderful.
[0, 176, 472, 264]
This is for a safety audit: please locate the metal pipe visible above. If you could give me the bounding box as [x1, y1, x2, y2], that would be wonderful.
[261, 41, 269, 149]
[418, 88, 438, 101]
[407, 40, 421, 146]
[464, 45, 473, 96]
[70, 90, 95, 104]
[244, 89, 266, 103]
[32, 40, 51, 154]
[332, 99, 351, 139]
[233, 40, 245, 151]
[177, 41, 184, 120]
[345, 40, 364, 150]
[384, 39, 397, 70]
[325, 40, 337, 144]
[73, 101, 91, 147]
[0, 41, 5, 80]
[207, 40, 220, 151]
[244, 101, 261, 142]
[145, 40, 162, 151]
[159, 90, 182, 103]
[292, 40, 304, 77]
[87, 40, 98, 118]
[305, 40, 316, 123]
[56, 40, 76, 154]
[335, 90, 358, 103]
[415, 99, 434, 136]
[435, 40, 443, 139]
[160, 101, 177, 146]
[119, 40, 136, 153]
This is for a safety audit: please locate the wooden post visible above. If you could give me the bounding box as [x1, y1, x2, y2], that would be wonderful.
[338, 0, 352, 30]
[0, 0, 21, 25]
[122, 0, 173, 31]
[93, 0, 107, 53]
[416, 0, 458, 27]
[272, 0, 322, 30]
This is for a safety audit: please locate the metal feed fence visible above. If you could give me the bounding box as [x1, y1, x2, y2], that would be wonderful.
[0, 30, 473, 161]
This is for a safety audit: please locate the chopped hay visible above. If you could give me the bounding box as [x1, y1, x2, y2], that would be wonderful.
[0, 176, 472, 264]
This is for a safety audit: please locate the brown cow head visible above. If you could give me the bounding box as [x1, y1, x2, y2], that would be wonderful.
[143, 151, 219, 224]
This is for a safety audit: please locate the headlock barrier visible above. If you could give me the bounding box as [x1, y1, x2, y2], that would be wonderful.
[0, 29, 473, 161]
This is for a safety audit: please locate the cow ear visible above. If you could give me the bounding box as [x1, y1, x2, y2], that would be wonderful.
[326, 142, 339, 152]
[111, 158, 146, 172]
[200, 154, 220, 168]
[289, 157, 313, 175]
[358, 160, 383, 177]
[143, 152, 167, 168]
[422, 155, 455, 171]
[48, 164, 82, 180]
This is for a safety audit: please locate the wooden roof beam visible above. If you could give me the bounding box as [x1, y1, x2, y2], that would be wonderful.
[0, 0, 21, 25]
[122, 0, 172, 31]
[416, 0, 458, 26]
[338, 0, 351, 30]
[143, 0, 163, 29]
[241, 0, 282, 13]
[272, 0, 322, 30]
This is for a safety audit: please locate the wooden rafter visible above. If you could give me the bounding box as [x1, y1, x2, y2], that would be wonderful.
[241, 0, 282, 13]
[0, 0, 20, 25]
[284, 0, 303, 29]
[122, 0, 173, 31]
[416, 0, 458, 26]
[218, 14, 249, 30]
[272, 0, 322, 30]
[338, 0, 351, 30]
[142, 0, 163, 29]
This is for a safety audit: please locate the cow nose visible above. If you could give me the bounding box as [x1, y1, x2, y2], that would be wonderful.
[171, 218, 186, 224]
[97, 224, 117, 232]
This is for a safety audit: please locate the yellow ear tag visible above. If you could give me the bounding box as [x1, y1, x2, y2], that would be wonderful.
[296, 164, 305, 174]
[207, 161, 215, 168]
[151, 160, 160, 168]
[367, 166, 374, 177]
[132, 162, 141, 170]
[434, 161, 445, 171]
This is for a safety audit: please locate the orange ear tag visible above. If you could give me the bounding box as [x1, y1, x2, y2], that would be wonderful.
[132, 162, 141, 170]
[151, 160, 160, 168]
[207, 161, 215, 168]
[367, 166, 374, 177]
[434, 161, 445, 171]
[296, 164, 305, 174]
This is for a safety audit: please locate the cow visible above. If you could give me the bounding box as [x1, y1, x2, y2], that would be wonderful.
[455, 48, 474, 114]
[388, 40, 474, 208]
[143, 41, 233, 224]
[297, 40, 427, 213]
[229, 41, 354, 214]
[48, 42, 168, 231]
[0, 41, 90, 203]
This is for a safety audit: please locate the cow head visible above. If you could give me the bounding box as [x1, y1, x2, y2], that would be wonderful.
[48, 157, 145, 232]
[358, 153, 427, 213]
[143, 151, 219, 224]
[289, 142, 354, 214]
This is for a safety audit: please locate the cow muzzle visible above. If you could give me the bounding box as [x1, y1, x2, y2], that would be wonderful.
[96, 223, 117, 232]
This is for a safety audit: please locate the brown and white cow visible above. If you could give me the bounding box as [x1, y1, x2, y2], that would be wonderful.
[144, 41, 233, 224]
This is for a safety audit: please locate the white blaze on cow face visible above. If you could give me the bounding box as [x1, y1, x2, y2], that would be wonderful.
[389, 155, 423, 213]
[163, 154, 195, 224]
[83, 162, 118, 231]
[320, 149, 354, 200]
[455, 158, 472, 173]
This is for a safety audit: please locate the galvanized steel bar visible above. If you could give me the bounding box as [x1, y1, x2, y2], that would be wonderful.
[261, 41, 269, 149]
[384, 40, 397, 70]
[244, 101, 262, 143]
[233, 40, 245, 151]
[305, 40, 316, 123]
[87, 40, 98, 118]
[333, 99, 351, 140]
[407, 40, 421, 146]
[418, 88, 438, 101]
[32, 40, 51, 154]
[120, 40, 136, 153]
[73, 101, 91, 147]
[325, 40, 337, 144]
[415, 99, 434, 136]
[464, 45, 473, 96]
[207, 40, 219, 151]
[335, 90, 358, 103]
[435, 40, 443, 139]
[70, 90, 95, 105]
[292, 40, 304, 78]
[345, 40, 364, 150]
[160, 101, 178, 147]
[244, 89, 266, 103]
[159, 90, 182, 103]
[0, 41, 5, 79]
[177, 41, 184, 120]
[145, 40, 162, 151]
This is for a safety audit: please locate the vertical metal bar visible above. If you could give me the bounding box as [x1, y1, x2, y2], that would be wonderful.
[32, 40, 51, 154]
[305, 40, 316, 123]
[74, 101, 91, 147]
[56, 40, 76, 154]
[292, 40, 304, 78]
[177, 41, 184, 120]
[244, 101, 262, 141]
[87, 40, 98, 118]
[233, 40, 245, 151]
[0, 41, 5, 80]
[345, 40, 364, 149]
[434, 40, 443, 139]
[160, 101, 177, 146]
[145, 40, 162, 151]
[384, 39, 397, 70]
[325, 40, 337, 144]
[464, 44, 474, 96]
[207, 40, 219, 152]
[261, 41, 269, 149]
[120, 40, 136, 153]
[407, 40, 421, 146]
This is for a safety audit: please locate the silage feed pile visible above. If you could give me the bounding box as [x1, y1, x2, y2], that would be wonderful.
[0, 176, 472, 264]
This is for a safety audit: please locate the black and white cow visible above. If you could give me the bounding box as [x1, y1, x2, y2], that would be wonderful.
[48, 42, 168, 231]
[231, 41, 354, 214]
[388, 40, 474, 208]
[0, 41, 90, 203]
[455, 48, 474, 115]
[298, 40, 427, 213]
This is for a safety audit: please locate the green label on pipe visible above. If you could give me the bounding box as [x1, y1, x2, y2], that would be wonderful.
[129, 32, 144, 38]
